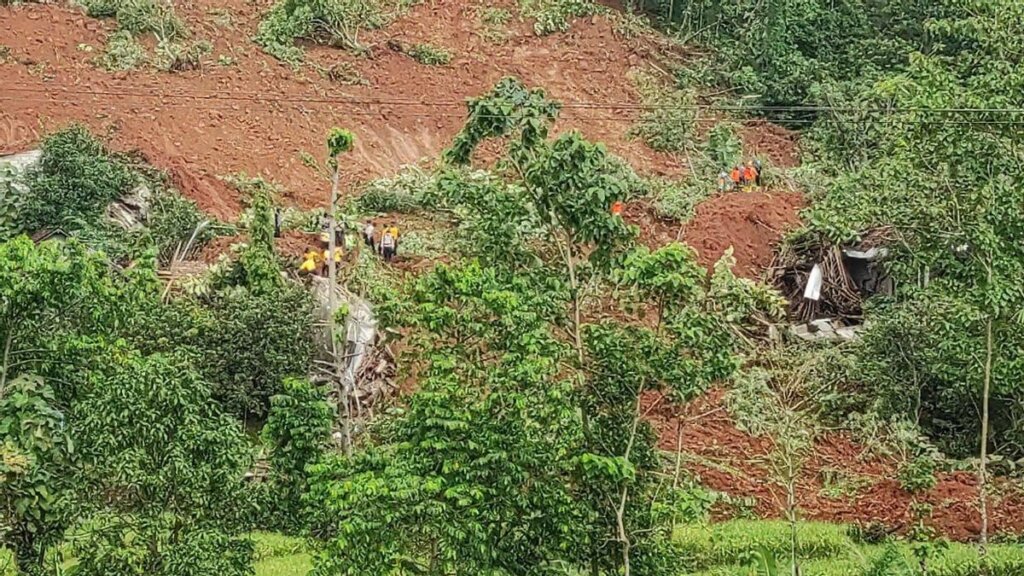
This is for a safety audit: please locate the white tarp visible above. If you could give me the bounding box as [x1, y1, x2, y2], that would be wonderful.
[804, 263, 823, 301]
[341, 294, 376, 393]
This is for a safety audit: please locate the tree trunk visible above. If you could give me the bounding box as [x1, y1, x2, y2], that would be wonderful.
[327, 163, 352, 457]
[979, 315, 993, 555]
[615, 385, 645, 576]
[0, 329, 11, 399]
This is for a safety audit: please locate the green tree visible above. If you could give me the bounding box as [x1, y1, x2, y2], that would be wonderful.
[444, 77, 637, 365]
[807, 0, 1024, 552]
[617, 243, 705, 331]
[70, 351, 254, 576]
[237, 176, 281, 296]
[0, 375, 73, 576]
[308, 263, 586, 575]
[261, 377, 332, 531]
[200, 283, 316, 419]
[21, 125, 136, 232]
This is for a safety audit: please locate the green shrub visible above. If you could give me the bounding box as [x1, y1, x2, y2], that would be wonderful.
[649, 176, 712, 222]
[96, 29, 147, 70]
[706, 122, 744, 169]
[518, 0, 597, 35]
[153, 38, 212, 71]
[82, 0, 187, 39]
[896, 455, 938, 493]
[201, 283, 317, 419]
[261, 378, 332, 531]
[0, 158, 31, 241]
[630, 72, 698, 153]
[357, 166, 433, 213]
[23, 125, 136, 231]
[407, 43, 451, 65]
[476, 6, 511, 43]
[147, 190, 213, 262]
[255, 0, 405, 62]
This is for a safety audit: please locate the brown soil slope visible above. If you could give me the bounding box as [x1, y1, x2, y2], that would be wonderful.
[646, 389, 1024, 542]
[0, 0, 691, 218]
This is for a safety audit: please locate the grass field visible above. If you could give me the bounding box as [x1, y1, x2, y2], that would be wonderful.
[0, 533, 313, 576]
[4, 522, 1023, 575]
[678, 520, 1024, 576]
[252, 532, 313, 576]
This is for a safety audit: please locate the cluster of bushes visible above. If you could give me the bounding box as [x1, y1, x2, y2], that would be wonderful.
[255, 0, 411, 63]
[81, 0, 211, 71]
[518, 0, 598, 35]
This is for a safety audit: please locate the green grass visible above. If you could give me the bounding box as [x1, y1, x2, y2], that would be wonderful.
[678, 520, 1024, 576]
[253, 532, 313, 576]
[1, 533, 312, 576]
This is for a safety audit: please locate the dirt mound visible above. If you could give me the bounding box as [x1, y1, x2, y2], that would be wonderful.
[740, 120, 801, 168]
[0, 0, 687, 220]
[646, 389, 1024, 542]
[682, 191, 804, 278]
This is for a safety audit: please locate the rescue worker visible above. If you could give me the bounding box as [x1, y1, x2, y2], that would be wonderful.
[380, 228, 397, 262]
[730, 165, 742, 189]
[321, 243, 343, 275]
[611, 200, 624, 216]
[754, 158, 763, 187]
[386, 223, 400, 254]
[362, 220, 376, 250]
[743, 161, 758, 192]
[299, 246, 320, 275]
[718, 171, 730, 192]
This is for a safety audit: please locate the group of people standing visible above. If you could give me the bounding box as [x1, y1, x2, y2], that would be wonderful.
[361, 220, 400, 262]
[298, 218, 401, 276]
[718, 159, 763, 193]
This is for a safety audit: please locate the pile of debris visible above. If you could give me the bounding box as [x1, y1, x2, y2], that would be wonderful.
[309, 277, 399, 431]
[770, 228, 894, 340]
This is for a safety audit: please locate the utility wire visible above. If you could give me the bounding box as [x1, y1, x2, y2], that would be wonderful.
[4, 85, 1024, 116]
[7, 94, 1024, 128]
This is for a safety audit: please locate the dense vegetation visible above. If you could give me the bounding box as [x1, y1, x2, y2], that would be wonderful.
[4, 0, 1024, 574]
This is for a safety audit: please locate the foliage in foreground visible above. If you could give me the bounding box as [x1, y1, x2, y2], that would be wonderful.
[0, 237, 255, 576]
[805, 0, 1024, 464]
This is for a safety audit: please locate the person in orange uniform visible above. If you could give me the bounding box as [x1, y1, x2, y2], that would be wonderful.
[730, 165, 742, 189]
[743, 161, 759, 192]
[611, 200, 624, 216]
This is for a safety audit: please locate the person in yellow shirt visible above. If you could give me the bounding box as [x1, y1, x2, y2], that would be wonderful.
[388, 224, 400, 255]
[299, 247, 320, 275]
[320, 245, 343, 276]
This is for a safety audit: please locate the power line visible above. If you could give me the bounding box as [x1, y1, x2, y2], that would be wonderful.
[8, 94, 1024, 129]
[5, 85, 1024, 116]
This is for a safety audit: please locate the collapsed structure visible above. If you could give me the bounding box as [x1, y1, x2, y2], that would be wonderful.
[770, 229, 894, 341]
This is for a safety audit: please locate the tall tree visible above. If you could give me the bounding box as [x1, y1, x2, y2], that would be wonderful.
[70, 351, 254, 576]
[307, 263, 585, 575]
[808, 0, 1024, 551]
